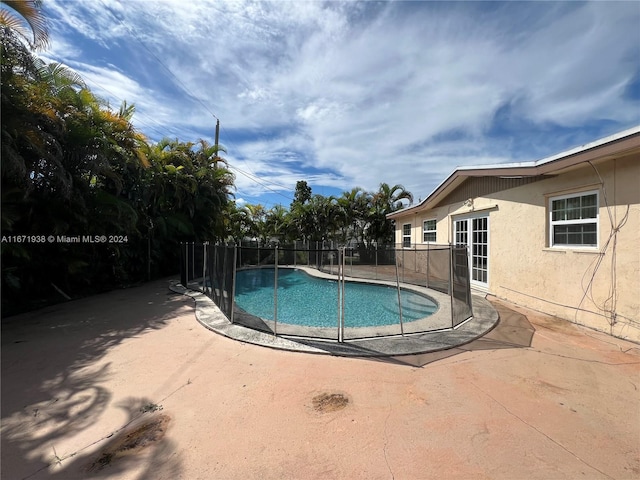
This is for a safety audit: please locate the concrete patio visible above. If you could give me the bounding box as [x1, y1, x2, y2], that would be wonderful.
[2, 278, 639, 479]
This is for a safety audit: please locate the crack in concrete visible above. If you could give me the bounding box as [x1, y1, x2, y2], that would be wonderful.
[20, 378, 193, 480]
[529, 348, 640, 366]
[471, 383, 615, 480]
[382, 396, 395, 480]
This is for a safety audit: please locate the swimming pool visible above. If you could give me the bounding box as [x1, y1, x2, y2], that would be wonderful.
[234, 267, 438, 328]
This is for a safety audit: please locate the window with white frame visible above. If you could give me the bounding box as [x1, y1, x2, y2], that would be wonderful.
[549, 190, 598, 247]
[402, 223, 412, 247]
[423, 219, 436, 243]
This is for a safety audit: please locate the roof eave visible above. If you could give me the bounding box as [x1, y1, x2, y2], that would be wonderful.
[387, 126, 640, 220]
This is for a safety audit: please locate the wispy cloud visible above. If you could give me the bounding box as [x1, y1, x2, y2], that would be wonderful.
[43, 0, 640, 205]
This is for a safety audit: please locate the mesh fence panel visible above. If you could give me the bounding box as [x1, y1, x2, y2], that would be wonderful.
[233, 247, 276, 333]
[220, 246, 235, 319]
[276, 248, 340, 341]
[180, 242, 474, 341]
[232, 246, 339, 340]
[339, 245, 453, 339]
[180, 243, 187, 287]
[181, 243, 206, 289]
[212, 246, 225, 305]
[426, 247, 451, 295]
[178, 244, 236, 321]
[451, 246, 473, 326]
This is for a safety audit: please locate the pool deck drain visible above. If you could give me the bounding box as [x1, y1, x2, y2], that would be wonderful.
[169, 279, 499, 357]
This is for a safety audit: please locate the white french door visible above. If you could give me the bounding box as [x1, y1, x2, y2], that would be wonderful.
[454, 215, 489, 287]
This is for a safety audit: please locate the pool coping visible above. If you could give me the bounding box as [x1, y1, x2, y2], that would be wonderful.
[169, 270, 499, 357]
[169, 269, 500, 357]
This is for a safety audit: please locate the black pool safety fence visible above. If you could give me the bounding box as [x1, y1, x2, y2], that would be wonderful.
[180, 242, 473, 342]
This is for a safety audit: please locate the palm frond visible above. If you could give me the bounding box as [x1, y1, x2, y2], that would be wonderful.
[0, 0, 49, 49]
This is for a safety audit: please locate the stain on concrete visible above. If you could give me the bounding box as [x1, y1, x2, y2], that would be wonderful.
[312, 393, 349, 413]
[86, 414, 170, 472]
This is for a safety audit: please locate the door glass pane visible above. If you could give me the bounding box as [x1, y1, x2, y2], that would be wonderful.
[455, 221, 468, 245]
[456, 216, 489, 285]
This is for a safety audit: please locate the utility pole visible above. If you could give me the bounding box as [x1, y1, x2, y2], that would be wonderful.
[214, 119, 220, 152]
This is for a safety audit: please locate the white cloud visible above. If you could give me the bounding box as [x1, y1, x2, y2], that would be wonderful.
[43, 0, 640, 201]
[46, 0, 127, 46]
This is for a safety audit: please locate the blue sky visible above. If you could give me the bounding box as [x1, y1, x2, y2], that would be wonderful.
[35, 0, 640, 208]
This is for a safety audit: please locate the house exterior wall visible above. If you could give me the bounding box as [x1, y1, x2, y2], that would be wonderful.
[393, 154, 640, 342]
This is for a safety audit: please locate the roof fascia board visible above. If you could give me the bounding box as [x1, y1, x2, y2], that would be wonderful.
[387, 125, 640, 220]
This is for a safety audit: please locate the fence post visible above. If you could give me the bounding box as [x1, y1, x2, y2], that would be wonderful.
[375, 247, 378, 280]
[395, 250, 405, 336]
[467, 249, 473, 318]
[349, 247, 353, 277]
[208, 244, 214, 300]
[449, 245, 455, 329]
[425, 245, 429, 288]
[448, 244, 453, 296]
[342, 247, 346, 342]
[217, 244, 222, 306]
[330, 247, 334, 273]
[202, 243, 207, 292]
[179, 242, 183, 286]
[273, 245, 278, 337]
[230, 245, 237, 324]
[337, 248, 341, 342]
[338, 247, 345, 342]
[191, 242, 195, 283]
[222, 243, 229, 312]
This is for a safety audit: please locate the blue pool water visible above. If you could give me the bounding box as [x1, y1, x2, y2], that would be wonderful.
[235, 268, 437, 328]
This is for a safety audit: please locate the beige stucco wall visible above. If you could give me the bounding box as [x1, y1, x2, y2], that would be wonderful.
[393, 155, 640, 342]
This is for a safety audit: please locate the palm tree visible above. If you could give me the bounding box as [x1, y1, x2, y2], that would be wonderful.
[239, 203, 266, 244]
[224, 202, 253, 244]
[367, 183, 413, 247]
[194, 138, 227, 169]
[0, 4, 244, 309]
[35, 60, 87, 94]
[300, 194, 338, 243]
[0, 0, 49, 50]
[373, 183, 413, 212]
[338, 187, 371, 245]
[265, 204, 291, 244]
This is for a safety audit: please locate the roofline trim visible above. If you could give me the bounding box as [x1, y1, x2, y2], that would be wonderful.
[388, 125, 640, 219]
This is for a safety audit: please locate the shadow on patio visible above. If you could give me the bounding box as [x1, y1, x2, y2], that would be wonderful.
[365, 299, 536, 367]
[1, 278, 185, 480]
